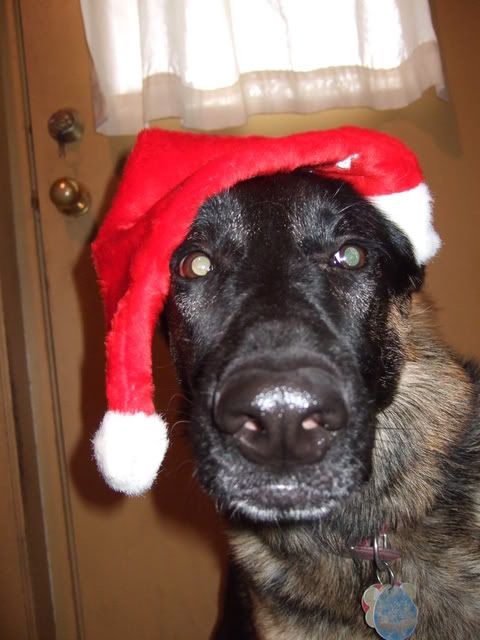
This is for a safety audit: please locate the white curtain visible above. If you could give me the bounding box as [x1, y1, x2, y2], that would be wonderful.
[79, 0, 446, 134]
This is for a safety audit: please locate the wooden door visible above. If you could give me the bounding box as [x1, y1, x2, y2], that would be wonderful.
[3, 0, 480, 639]
[3, 1, 225, 639]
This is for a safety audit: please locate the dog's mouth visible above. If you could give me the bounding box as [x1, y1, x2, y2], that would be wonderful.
[225, 481, 341, 523]
[209, 465, 370, 523]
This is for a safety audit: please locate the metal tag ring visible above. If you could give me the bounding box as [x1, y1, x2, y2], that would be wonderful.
[373, 535, 396, 587]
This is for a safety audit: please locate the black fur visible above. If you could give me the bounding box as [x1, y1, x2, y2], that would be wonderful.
[166, 172, 420, 522]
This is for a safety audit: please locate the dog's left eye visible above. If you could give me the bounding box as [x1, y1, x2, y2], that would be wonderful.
[332, 245, 366, 269]
[178, 251, 212, 278]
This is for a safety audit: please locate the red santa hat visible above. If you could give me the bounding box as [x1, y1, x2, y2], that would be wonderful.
[92, 126, 440, 495]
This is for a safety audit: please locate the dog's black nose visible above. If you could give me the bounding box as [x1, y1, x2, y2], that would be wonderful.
[214, 367, 347, 466]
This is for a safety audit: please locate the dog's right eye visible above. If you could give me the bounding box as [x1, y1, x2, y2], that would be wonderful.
[332, 245, 366, 270]
[178, 251, 212, 279]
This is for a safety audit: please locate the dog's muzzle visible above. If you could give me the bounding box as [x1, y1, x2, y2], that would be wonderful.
[214, 366, 348, 467]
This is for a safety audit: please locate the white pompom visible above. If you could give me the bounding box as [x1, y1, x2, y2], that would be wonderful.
[93, 411, 169, 495]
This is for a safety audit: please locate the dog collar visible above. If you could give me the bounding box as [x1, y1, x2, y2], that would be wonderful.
[349, 530, 401, 562]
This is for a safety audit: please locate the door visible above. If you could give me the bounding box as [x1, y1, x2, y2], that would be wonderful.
[5, 1, 225, 639]
[4, 0, 480, 639]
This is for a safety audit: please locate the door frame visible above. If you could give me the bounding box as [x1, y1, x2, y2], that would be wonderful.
[0, 1, 83, 638]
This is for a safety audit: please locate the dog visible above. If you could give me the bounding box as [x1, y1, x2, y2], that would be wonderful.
[163, 169, 480, 639]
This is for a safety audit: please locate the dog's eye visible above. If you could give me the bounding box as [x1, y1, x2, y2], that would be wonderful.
[332, 245, 366, 270]
[178, 251, 212, 278]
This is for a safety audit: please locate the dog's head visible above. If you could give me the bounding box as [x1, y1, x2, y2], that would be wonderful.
[164, 171, 423, 522]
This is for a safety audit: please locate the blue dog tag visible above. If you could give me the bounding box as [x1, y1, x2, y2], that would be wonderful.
[373, 584, 418, 640]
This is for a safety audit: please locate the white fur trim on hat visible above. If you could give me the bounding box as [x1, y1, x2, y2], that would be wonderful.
[93, 411, 169, 495]
[369, 183, 441, 265]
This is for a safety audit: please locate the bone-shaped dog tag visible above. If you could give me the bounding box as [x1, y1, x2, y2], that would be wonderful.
[362, 583, 384, 627]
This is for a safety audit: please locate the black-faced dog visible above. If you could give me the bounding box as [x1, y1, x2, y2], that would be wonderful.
[164, 171, 480, 639]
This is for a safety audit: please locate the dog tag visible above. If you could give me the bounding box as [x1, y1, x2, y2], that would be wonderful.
[362, 583, 384, 627]
[372, 584, 418, 640]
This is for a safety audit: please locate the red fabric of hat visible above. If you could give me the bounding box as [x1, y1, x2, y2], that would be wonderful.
[92, 126, 440, 496]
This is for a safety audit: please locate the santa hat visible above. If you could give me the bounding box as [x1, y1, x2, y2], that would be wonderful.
[92, 126, 440, 495]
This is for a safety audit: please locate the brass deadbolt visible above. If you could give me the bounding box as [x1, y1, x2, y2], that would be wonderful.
[48, 108, 84, 144]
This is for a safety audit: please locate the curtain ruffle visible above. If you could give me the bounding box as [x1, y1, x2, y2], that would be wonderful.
[80, 0, 446, 134]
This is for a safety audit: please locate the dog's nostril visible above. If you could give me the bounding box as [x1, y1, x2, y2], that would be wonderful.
[301, 409, 346, 432]
[243, 418, 262, 432]
[301, 412, 323, 431]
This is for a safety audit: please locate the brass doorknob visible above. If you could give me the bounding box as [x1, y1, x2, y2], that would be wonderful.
[49, 177, 91, 216]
